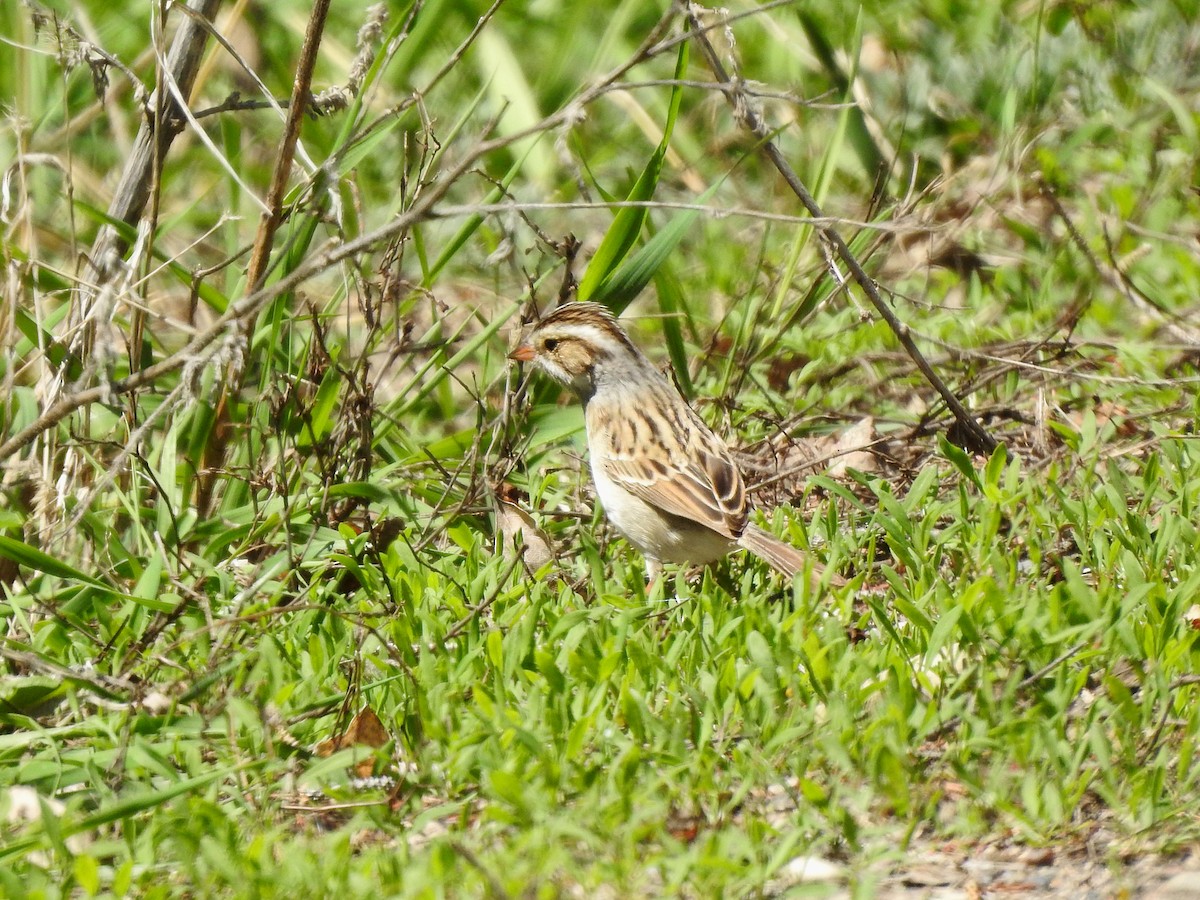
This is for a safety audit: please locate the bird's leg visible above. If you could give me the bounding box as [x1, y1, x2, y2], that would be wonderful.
[644, 557, 664, 598]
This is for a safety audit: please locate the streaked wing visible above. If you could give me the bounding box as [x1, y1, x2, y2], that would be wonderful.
[598, 406, 748, 539]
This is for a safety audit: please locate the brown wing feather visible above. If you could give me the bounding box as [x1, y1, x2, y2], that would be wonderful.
[599, 410, 748, 540]
[601, 456, 739, 538]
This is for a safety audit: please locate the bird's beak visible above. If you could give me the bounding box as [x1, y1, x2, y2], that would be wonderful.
[509, 343, 536, 362]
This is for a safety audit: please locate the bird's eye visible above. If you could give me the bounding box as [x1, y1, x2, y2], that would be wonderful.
[542, 338, 559, 351]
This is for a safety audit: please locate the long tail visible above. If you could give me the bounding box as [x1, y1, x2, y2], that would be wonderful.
[737, 524, 844, 590]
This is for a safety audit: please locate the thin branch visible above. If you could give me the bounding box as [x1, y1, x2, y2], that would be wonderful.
[0, 5, 683, 464]
[244, 0, 332, 292]
[683, 2, 999, 455]
[430, 200, 918, 232]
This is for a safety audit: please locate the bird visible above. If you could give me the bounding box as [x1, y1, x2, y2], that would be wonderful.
[509, 301, 838, 590]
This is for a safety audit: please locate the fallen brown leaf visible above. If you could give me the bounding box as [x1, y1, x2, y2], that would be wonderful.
[315, 706, 391, 778]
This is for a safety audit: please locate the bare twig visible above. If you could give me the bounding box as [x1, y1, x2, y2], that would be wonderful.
[0, 5, 683, 464]
[244, 0, 331, 292]
[1038, 175, 1200, 345]
[683, 3, 998, 455]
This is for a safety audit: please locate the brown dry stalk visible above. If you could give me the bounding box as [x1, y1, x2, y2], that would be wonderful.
[194, 0, 333, 514]
[244, 0, 331, 291]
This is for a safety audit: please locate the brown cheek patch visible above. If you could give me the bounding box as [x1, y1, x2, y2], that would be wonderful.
[557, 340, 594, 377]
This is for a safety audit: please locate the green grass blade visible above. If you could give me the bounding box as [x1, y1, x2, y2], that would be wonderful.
[578, 40, 689, 304]
[589, 178, 722, 311]
[0, 535, 110, 588]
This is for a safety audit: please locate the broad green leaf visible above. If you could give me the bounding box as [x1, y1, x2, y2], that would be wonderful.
[588, 178, 722, 310]
[13, 307, 82, 379]
[0, 535, 109, 587]
[132, 552, 164, 604]
[578, 40, 689, 304]
[651, 265, 694, 397]
[938, 434, 981, 488]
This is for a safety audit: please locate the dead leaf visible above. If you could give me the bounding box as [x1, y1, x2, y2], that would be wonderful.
[315, 706, 391, 778]
[744, 416, 882, 505]
[496, 483, 555, 573]
[825, 416, 880, 476]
